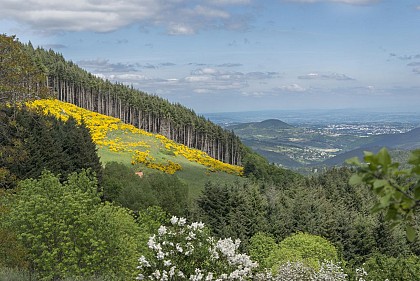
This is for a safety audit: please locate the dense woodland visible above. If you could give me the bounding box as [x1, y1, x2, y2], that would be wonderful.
[1, 34, 420, 280]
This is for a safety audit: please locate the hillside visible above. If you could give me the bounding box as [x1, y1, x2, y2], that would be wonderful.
[27, 99, 244, 198]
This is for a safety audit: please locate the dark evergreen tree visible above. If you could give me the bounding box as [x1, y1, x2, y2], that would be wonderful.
[197, 181, 268, 249]
[0, 106, 102, 187]
[62, 117, 102, 182]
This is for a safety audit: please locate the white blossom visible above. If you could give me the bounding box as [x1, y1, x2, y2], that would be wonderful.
[138, 256, 150, 267]
[176, 243, 184, 253]
[158, 225, 167, 236]
[178, 217, 187, 226]
[170, 216, 179, 225]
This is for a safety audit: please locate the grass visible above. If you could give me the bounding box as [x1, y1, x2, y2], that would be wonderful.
[97, 126, 244, 200]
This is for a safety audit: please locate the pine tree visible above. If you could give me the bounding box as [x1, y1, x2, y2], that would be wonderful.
[0, 34, 49, 106]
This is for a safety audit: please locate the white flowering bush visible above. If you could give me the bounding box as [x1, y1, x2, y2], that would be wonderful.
[137, 216, 258, 280]
[136, 217, 388, 281]
[253, 261, 347, 281]
[313, 261, 347, 281]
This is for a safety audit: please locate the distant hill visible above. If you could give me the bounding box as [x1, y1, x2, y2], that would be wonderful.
[322, 127, 420, 166]
[227, 119, 293, 130]
[367, 127, 420, 150]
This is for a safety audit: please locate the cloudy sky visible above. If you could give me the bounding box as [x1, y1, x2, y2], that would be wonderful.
[1, 0, 420, 113]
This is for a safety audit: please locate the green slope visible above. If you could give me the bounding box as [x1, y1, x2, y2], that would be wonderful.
[28, 99, 244, 200]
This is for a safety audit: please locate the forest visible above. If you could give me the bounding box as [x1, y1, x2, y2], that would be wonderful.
[1, 34, 420, 280]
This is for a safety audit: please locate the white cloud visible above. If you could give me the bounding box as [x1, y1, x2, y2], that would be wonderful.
[0, 0, 252, 34]
[79, 59, 138, 72]
[90, 63, 280, 98]
[190, 68, 279, 81]
[298, 72, 355, 81]
[192, 68, 220, 75]
[168, 24, 196, 35]
[109, 73, 149, 81]
[277, 83, 307, 92]
[284, 0, 379, 4]
[185, 76, 213, 82]
[241, 91, 266, 97]
[193, 5, 230, 19]
[193, 88, 212, 94]
[208, 0, 251, 5]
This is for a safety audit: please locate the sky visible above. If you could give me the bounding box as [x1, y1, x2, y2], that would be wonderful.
[1, 0, 420, 113]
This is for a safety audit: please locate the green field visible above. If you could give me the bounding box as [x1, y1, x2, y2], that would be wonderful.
[97, 129, 244, 199]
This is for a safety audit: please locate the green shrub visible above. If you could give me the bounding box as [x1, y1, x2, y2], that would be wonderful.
[362, 254, 420, 281]
[3, 170, 142, 280]
[266, 232, 339, 271]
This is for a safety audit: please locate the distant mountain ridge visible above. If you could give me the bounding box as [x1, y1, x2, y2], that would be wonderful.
[323, 127, 420, 166]
[227, 119, 293, 130]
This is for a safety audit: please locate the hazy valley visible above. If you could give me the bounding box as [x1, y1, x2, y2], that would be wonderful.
[205, 109, 420, 172]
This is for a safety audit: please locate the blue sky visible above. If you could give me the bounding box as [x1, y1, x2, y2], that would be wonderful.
[1, 0, 420, 113]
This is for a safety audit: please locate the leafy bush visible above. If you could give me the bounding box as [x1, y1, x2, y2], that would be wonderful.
[249, 232, 277, 270]
[102, 162, 188, 215]
[266, 233, 339, 271]
[3, 170, 142, 280]
[347, 148, 420, 241]
[362, 254, 420, 281]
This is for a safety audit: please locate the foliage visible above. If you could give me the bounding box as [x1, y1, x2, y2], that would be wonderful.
[248, 232, 277, 270]
[347, 148, 420, 241]
[266, 233, 339, 271]
[242, 149, 302, 187]
[263, 167, 417, 264]
[361, 254, 420, 281]
[137, 216, 258, 280]
[102, 162, 189, 216]
[0, 228, 28, 269]
[145, 173, 189, 217]
[0, 105, 102, 188]
[102, 161, 158, 206]
[3, 170, 142, 280]
[196, 181, 268, 249]
[0, 267, 36, 281]
[136, 206, 170, 255]
[0, 34, 49, 105]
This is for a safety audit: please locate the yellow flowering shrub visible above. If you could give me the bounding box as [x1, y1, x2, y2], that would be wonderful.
[27, 99, 243, 176]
